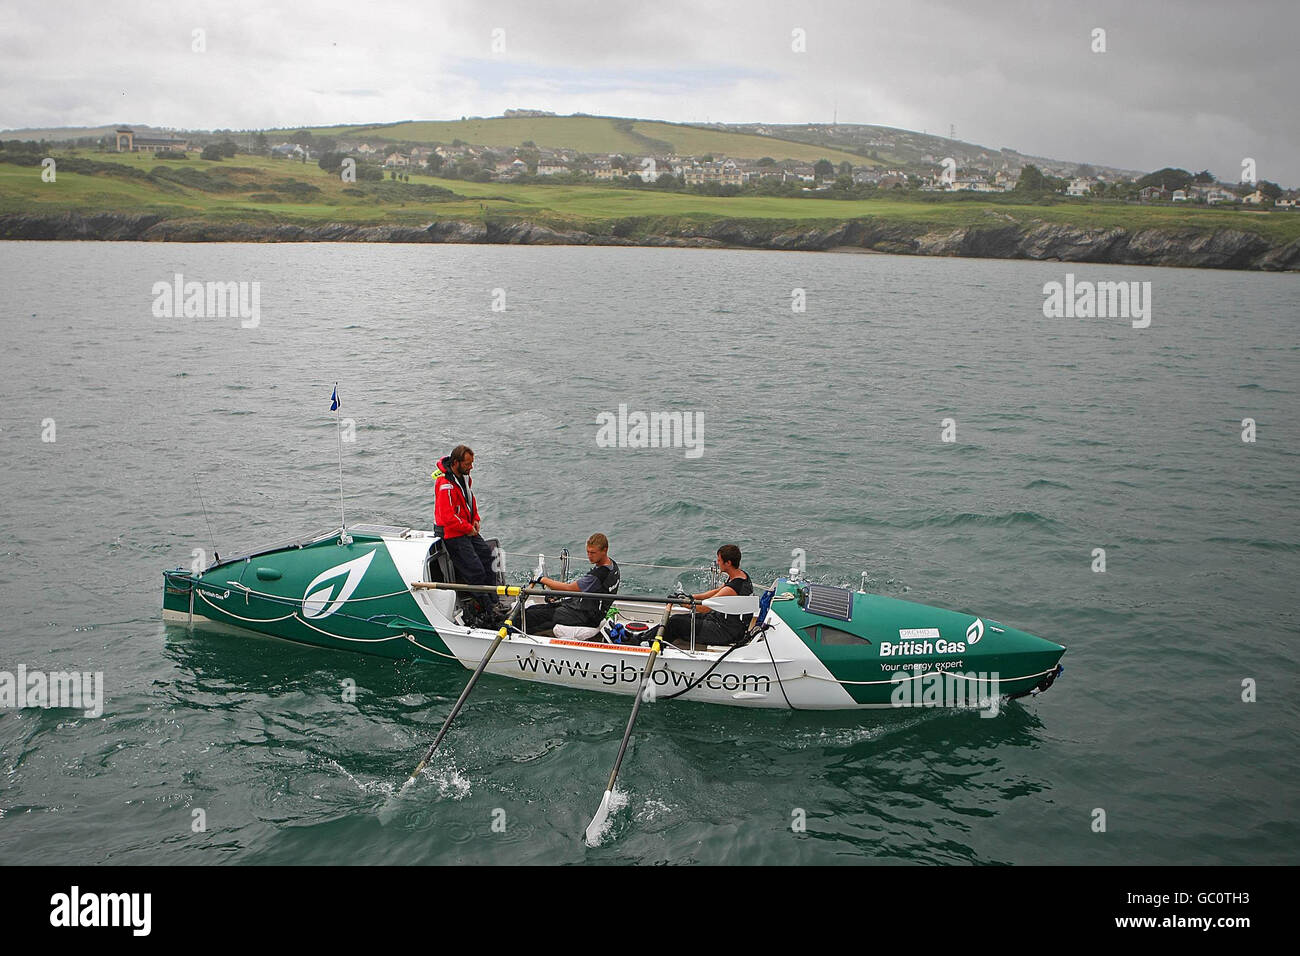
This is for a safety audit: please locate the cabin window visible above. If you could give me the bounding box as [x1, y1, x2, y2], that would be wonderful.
[801, 624, 870, 645]
[820, 625, 870, 646]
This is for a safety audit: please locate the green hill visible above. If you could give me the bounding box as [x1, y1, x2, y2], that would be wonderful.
[303, 115, 875, 166]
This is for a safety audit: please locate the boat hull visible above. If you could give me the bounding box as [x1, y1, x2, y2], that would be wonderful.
[162, 527, 1065, 711]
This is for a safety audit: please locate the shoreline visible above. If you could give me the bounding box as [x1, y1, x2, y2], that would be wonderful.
[2, 211, 1298, 271]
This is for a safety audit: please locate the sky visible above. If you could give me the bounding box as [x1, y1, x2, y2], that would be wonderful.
[2, 0, 1296, 185]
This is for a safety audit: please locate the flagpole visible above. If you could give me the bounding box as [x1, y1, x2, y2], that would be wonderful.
[333, 383, 349, 544]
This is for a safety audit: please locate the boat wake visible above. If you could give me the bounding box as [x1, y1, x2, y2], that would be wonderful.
[323, 757, 397, 797]
[636, 798, 673, 823]
[789, 710, 943, 748]
[371, 757, 472, 825]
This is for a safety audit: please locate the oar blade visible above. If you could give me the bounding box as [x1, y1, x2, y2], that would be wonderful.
[377, 774, 419, 825]
[584, 789, 615, 847]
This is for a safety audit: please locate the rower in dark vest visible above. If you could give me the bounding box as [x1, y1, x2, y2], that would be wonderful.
[664, 544, 753, 646]
[525, 533, 620, 635]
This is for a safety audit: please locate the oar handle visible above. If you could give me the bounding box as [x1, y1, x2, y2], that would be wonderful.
[604, 639, 661, 792]
[412, 581, 697, 607]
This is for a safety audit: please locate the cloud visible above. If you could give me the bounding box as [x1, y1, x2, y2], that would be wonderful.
[1, 0, 1296, 184]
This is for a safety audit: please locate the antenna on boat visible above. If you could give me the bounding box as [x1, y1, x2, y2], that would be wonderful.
[192, 473, 219, 565]
[331, 384, 350, 545]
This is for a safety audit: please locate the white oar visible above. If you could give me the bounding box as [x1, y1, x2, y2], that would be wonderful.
[401, 571, 540, 788]
[701, 594, 760, 616]
[583, 603, 673, 846]
[583, 637, 661, 846]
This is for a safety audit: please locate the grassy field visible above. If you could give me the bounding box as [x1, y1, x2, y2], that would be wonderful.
[4, 150, 1299, 247]
[300, 115, 874, 167]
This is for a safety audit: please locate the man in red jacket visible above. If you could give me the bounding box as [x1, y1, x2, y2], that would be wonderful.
[433, 444, 499, 620]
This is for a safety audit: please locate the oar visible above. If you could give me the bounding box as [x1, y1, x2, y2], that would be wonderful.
[412, 580, 698, 609]
[402, 576, 537, 787]
[583, 604, 671, 846]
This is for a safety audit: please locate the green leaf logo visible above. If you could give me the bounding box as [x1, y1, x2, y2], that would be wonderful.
[302, 550, 376, 620]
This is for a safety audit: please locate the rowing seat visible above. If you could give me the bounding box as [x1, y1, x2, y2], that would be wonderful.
[425, 537, 508, 625]
[425, 538, 473, 622]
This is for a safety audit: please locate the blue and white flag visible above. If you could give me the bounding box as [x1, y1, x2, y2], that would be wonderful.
[330, 385, 340, 411]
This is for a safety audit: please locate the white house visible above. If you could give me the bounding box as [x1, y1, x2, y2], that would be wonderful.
[632, 158, 667, 182]
[1066, 177, 1094, 197]
[1171, 189, 1188, 202]
[270, 143, 308, 160]
[952, 177, 998, 192]
[1241, 190, 1265, 205]
[494, 159, 528, 178]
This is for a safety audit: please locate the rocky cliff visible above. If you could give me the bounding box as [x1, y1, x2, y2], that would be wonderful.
[2, 211, 1297, 271]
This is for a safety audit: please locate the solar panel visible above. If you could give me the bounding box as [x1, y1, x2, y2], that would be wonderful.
[804, 584, 854, 622]
[349, 524, 411, 538]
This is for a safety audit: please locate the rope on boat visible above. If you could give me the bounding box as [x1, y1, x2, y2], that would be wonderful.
[227, 582, 418, 604]
[195, 587, 296, 623]
[191, 580, 1056, 697]
[195, 583, 548, 656]
[794, 665, 1061, 687]
[404, 634, 482, 663]
[296, 613, 413, 644]
[195, 585, 411, 643]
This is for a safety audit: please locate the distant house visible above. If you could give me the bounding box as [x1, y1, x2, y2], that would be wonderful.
[1204, 188, 1239, 205]
[384, 152, 410, 167]
[683, 160, 744, 186]
[270, 143, 308, 160]
[952, 177, 998, 192]
[632, 158, 671, 182]
[1241, 190, 1265, 205]
[1275, 197, 1296, 210]
[494, 159, 528, 179]
[536, 163, 568, 176]
[876, 173, 908, 189]
[1171, 189, 1188, 202]
[1138, 185, 1169, 202]
[1065, 177, 1094, 197]
[115, 127, 190, 152]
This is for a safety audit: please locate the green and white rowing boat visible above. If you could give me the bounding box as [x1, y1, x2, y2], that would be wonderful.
[162, 524, 1065, 711]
